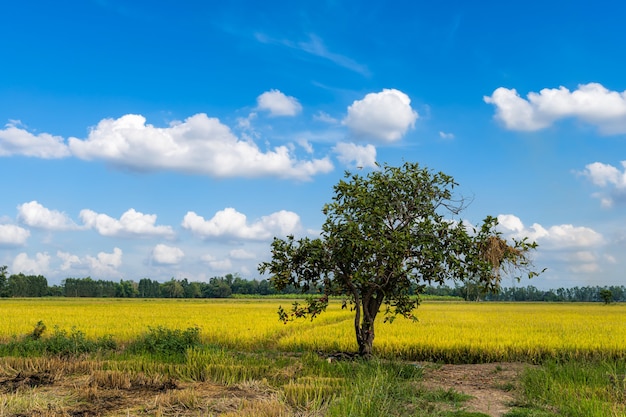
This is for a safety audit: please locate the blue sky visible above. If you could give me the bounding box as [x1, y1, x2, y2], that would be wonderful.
[1, 0, 625, 289]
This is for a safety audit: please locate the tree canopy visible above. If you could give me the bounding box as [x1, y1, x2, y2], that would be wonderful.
[259, 162, 541, 356]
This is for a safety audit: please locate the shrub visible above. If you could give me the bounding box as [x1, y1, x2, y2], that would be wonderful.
[127, 326, 202, 360]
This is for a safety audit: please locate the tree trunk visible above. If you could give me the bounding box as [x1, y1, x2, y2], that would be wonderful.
[357, 321, 375, 357]
[355, 294, 382, 357]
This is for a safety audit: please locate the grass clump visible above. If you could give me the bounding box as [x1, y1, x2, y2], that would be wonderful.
[0, 321, 116, 357]
[126, 325, 201, 361]
[511, 359, 626, 417]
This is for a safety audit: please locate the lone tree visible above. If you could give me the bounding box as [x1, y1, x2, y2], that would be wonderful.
[599, 289, 613, 304]
[259, 162, 540, 356]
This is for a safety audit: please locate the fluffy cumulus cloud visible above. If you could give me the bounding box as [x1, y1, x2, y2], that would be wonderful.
[343, 89, 419, 142]
[57, 251, 81, 271]
[80, 208, 174, 238]
[0, 121, 70, 158]
[12, 252, 51, 275]
[497, 214, 604, 249]
[484, 83, 626, 133]
[17, 201, 78, 230]
[333, 142, 377, 168]
[56, 248, 123, 278]
[85, 248, 123, 278]
[151, 244, 185, 265]
[182, 208, 301, 240]
[68, 113, 332, 180]
[0, 224, 30, 246]
[497, 214, 606, 276]
[256, 90, 302, 116]
[580, 161, 626, 207]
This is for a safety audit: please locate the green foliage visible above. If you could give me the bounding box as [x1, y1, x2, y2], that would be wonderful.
[599, 289, 613, 304]
[260, 162, 540, 356]
[420, 387, 472, 404]
[7, 273, 49, 297]
[28, 320, 47, 340]
[202, 277, 233, 298]
[516, 360, 626, 417]
[0, 321, 117, 356]
[0, 265, 9, 297]
[504, 409, 557, 417]
[127, 326, 202, 360]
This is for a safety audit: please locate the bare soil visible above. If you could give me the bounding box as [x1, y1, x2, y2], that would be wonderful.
[419, 362, 531, 417]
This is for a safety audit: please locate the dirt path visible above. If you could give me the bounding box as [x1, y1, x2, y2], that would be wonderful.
[420, 362, 530, 417]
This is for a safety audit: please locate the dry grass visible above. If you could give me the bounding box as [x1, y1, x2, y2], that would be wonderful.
[0, 356, 299, 417]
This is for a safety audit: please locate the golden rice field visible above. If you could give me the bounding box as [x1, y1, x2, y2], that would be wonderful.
[0, 298, 624, 362]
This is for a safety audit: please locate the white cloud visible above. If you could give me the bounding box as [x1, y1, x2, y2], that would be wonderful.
[580, 161, 626, 207]
[80, 208, 175, 238]
[570, 251, 596, 263]
[57, 251, 81, 271]
[314, 111, 339, 124]
[569, 263, 601, 274]
[182, 208, 301, 240]
[0, 121, 70, 158]
[151, 244, 185, 265]
[256, 90, 302, 116]
[17, 201, 78, 230]
[237, 112, 258, 131]
[0, 224, 30, 246]
[497, 214, 604, 249]
[496, 214, 525, 233]
[484, 83, 626, 133]
[201, 254, 233, 271]
[296, 138, 314, 154]
[56, 248, 122, 278]
[229, 248, 256, 260]
[85, 248, 123, 278]
[496, 215, 609, 279]
[256, 33, 369, 76]
[67, 113, 332, 180]
[343, 89, 419, 142]
[297, 34, 370, 76]
[12, 252, 51, 275]
[333, 142, 377, 168]
[439, 131, 455, 139]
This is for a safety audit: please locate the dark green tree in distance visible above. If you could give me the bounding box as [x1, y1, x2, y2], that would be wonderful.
[0, 265, 8, 297]
[7, 273, 48, 297]
[138, 278, 162, 297]
[599, 289, 613, 305]
[161, 278, 185, 298]
[259, 162, 541, 356]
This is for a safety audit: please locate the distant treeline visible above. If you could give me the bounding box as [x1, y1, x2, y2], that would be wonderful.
[0, 265, 623, 302]
[424, 283, 626, 303]
[0, 272, 293, 298]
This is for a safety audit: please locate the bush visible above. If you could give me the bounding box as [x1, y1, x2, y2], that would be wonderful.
[0, 322, 117, 357]
[127, 326, 202, 360]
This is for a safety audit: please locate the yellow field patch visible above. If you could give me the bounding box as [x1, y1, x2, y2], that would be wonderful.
[1, 298, 624, 361]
